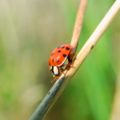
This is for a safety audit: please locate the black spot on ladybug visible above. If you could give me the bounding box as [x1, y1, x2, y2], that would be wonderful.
[63, 54, 67, 58]
[58, 50, 61, 53]
[66, 47, 70, 50]
[61, 46, 64, 49]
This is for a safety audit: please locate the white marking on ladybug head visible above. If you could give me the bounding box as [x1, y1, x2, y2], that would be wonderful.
[53, 66, 59, 75]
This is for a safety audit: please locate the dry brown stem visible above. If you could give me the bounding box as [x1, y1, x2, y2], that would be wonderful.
[29, 0, 120, 120]
[70, 0, 87, 50]
[67, 0, 120, 77]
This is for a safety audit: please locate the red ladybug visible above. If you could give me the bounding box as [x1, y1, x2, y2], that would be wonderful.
[48, 44, 74, 77]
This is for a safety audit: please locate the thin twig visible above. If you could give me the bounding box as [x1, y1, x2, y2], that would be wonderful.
[67, 0, 120, 77]
[71, 0, 87, 51]
[29, 0, 120, 120]
[29, 1, 87, 119]
[29, 74, 65, 120]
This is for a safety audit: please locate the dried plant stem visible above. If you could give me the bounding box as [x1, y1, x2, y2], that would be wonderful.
[70, 0, 87, 50]
[29, 0, 120, 120]
[29, 74, 65, 120]
[29, 1, 87, 119]
[67, 0, 120, 77]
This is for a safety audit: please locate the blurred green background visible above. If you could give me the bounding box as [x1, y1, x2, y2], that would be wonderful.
[0, 0, 120, 120]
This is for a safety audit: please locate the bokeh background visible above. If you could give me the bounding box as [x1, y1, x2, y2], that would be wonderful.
[0, 0, 120, 120]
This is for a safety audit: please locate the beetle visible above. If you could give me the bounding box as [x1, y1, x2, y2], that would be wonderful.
[48, 44, 74, 77]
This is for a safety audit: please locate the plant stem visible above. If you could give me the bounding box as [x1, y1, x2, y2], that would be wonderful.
[66, 0, 120, 77]
[29, 0, 120, 120]
[71, 0, 87, 51]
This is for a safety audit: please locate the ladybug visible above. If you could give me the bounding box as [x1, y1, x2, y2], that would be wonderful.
[48, 44, 74, 77]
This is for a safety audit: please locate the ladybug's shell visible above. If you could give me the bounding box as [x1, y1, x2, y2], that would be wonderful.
[49, 44, 72, 67]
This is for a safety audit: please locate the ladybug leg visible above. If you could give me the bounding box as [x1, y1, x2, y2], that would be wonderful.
[68, 47, 76, 64]
[51, 72, 65, 84]
[67, 55, 76, 69]
[68, 55, 73, 63]
[51, 76, 60, 84]
[51, 71, 67, 84]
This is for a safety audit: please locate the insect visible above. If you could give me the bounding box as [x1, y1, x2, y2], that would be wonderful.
[48, 44, 74, 78]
